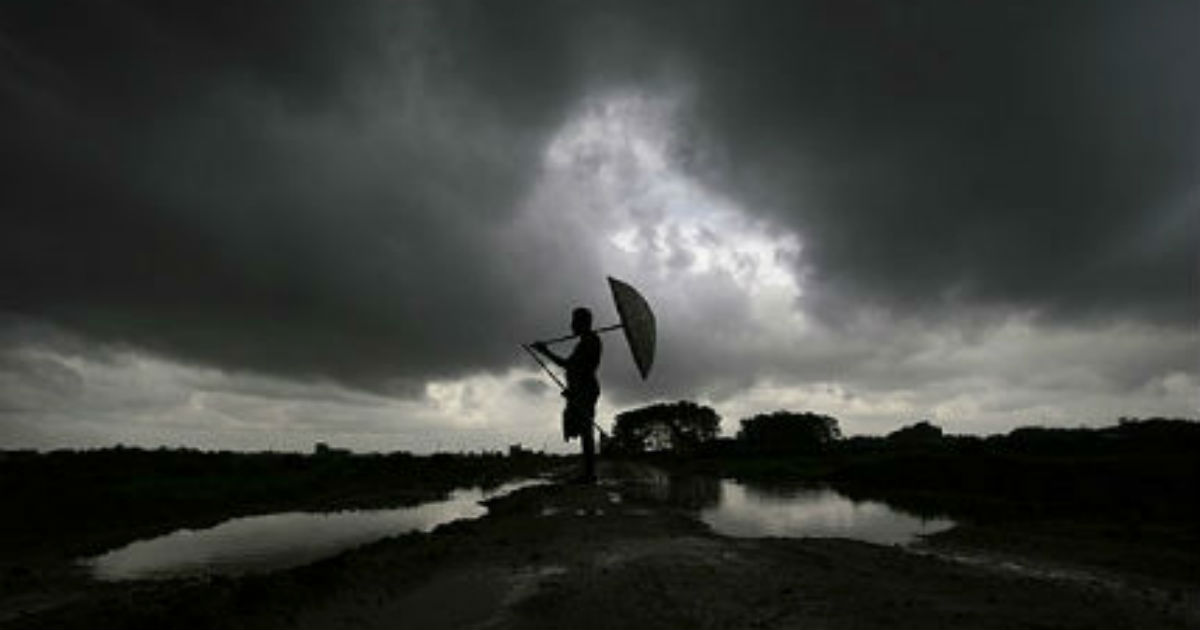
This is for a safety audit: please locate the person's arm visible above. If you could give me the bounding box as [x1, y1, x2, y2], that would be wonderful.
[531, 341, 567, 368]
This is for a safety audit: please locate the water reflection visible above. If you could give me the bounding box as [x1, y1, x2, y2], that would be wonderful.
[701, 480, 955, 544]
[83, 479, 543, 581]
[631, 467, 723, 508]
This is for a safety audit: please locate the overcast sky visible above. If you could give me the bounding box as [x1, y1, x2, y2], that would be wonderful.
[2, 1, 1196, 452]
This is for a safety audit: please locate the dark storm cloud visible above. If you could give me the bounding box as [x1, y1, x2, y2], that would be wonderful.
[1, 0, 596, 391]
[1, 0, 1195, 401]
[650, 0, 1199, 324]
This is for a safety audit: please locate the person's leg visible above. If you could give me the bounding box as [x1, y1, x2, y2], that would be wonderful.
[580, 423, 595, 482]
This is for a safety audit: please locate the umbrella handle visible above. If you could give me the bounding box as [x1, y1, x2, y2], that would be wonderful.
[521, 344, 565, 390]
[534, 323, 623, 346]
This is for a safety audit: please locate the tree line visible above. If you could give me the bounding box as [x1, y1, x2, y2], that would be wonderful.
[605, 402, 843, 455]
[603, 400, 1199, 457]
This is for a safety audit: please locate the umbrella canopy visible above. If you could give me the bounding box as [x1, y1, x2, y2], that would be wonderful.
[608, 276, 656, 380]
[524, 276, 657, 385]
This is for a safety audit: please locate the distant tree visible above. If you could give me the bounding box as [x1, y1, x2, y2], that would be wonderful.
[886, 420, 944, 445]
[737, 411, 841, 454]
[610, 401, 721, 454]
[1113, 417, 1200, 447]
[1004, 425, 1099, 454]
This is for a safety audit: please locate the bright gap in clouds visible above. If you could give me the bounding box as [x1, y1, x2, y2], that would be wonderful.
[542, 91, 807, 301]
[529, 89, 814, 358]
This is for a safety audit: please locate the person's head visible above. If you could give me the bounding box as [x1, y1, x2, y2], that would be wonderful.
[571, 307, 593, 334]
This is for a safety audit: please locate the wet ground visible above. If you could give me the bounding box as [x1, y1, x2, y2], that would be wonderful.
[3, 462, 1197, 629]
[76, 471, 951, 582]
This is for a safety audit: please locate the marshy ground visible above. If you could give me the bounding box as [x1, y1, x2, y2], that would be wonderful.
[2, 453, 1196, 629]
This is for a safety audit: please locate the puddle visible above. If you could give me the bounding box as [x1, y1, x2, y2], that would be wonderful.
[620, 469, 955, 544]
[701, 480, 955, 544]
[81, 479, 545, 581]
[608, 472, 952, 545]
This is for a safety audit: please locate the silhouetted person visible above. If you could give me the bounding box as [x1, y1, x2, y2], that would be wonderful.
[533, 307, 602, 483]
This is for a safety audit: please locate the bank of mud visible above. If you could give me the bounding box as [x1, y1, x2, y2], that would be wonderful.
[3, 464, 1195, 629]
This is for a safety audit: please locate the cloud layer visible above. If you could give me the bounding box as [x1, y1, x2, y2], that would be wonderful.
[1, 1, 1195, 449]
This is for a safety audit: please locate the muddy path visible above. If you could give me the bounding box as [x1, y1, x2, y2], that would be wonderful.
[4, 464, 1196, 629]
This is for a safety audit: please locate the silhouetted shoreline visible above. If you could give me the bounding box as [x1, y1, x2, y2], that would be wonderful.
[2, 418, 1196, 628]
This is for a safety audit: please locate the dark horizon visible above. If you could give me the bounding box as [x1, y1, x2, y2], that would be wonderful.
[2, 414, 1194, 457]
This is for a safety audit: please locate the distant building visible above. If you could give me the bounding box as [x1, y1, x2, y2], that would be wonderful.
[508, 444, 533, 458]
[314, 442, 351, 457]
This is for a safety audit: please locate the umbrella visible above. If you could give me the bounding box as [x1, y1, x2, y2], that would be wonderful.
[522, 276, 656, 389]
[607, 276, 656, 379]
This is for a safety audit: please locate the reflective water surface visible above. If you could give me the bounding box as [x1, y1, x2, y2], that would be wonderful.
[82, 479, 544, 581]
[700, 480, 955, 544]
